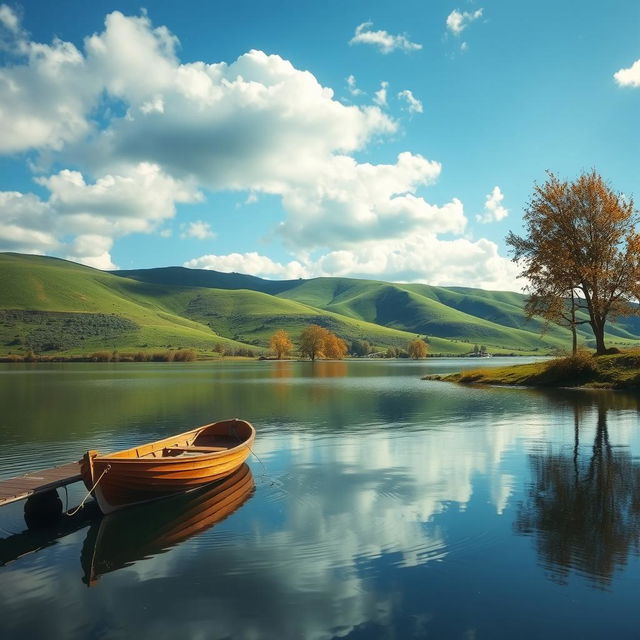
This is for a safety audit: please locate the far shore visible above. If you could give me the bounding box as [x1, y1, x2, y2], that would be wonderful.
[0, 352, 550, 364]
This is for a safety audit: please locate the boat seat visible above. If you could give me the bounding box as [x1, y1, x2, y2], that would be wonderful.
[164, 445, 228, 454]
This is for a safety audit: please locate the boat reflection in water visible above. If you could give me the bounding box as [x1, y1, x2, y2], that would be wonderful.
[81, 463, 254, 586]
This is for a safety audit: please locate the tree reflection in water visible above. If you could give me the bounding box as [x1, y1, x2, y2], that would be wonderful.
[516, 396, 640, 588]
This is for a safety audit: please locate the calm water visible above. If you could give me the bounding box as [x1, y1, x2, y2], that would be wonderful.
[1, 358, 640, 639]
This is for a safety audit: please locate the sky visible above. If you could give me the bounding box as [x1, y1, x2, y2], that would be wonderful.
[0, 0, 638, 291]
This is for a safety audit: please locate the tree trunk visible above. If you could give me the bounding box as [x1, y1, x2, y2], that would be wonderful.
[582, 288, 607, 355]
[570, 290, 577, 355]
[592, 319, 607, 355]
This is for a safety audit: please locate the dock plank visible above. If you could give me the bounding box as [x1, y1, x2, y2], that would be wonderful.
[0, 462, 83, 507]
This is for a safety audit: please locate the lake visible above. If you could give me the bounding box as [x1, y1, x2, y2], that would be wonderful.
[1, 358, 640, 639]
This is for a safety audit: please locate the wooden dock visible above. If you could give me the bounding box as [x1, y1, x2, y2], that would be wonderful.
[0, 461, 83, 507]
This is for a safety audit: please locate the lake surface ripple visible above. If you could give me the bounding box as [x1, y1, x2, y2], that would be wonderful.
[1, 358, 640, 639]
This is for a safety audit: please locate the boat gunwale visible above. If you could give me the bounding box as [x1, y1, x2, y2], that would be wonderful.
[91, 419, 255, 464]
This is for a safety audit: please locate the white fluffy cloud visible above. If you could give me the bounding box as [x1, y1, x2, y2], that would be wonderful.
[0, 191, 59, 254]
[476, 186, 508, 223]
[349, 22, 422, 54]
[0, 23, 99, 152]
[373, 81, 388, 107]
[346, 74, 363, 96]
[84, 53, 397, 197]
[0, 163, 199, 268]
[0, 3, 19, 32]
[614, 59, 640, 87]
[180, 220, 216, 240]
[187, 233, 520, 290]
[397, 89, 423, 114]
[0, 8, 519, 289]
[185, 252, 308, 279]
[38, 163, 199, 235]
[316, 234, 519, 290]
[278, 152, 457, 249]
[446, 9, 483, 35]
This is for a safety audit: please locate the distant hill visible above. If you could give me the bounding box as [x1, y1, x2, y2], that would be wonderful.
[110, 263, 640, 352]
[1, 252, 639, 357]
[117, 266, 297, 295]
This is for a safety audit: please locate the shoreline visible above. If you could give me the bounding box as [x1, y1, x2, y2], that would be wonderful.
[424, 351, 640, 391]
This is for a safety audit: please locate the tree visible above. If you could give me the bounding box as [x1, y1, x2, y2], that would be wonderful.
[351, 339, 370, 357]
[299, 324, 329, 361]
[524, 290, 589, 355]
[299, 325, 348, 361]
[507, 170, 640, 354]
[324, 333, 349, 359]
[407, 339, 428, 359]
[270, 330, 293, 360]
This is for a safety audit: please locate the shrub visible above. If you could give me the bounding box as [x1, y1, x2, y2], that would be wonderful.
[151, 350, 174, 362]
[91, 351, 112, 362]
[172, 349, 196, 362]
[1, 354, 24, 362]
[545, 350, 598, 380]
[133, 351, 148, 362]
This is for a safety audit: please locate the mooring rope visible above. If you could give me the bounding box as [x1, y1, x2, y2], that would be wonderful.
[230, 421, 272, 485]
[67, 464, 110, 516]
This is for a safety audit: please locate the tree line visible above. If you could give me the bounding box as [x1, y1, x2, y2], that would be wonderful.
[269, 325, 429, 361]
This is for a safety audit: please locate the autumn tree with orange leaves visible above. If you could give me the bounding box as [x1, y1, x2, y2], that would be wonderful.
[270, 330, 293, 359]
[323, 332, 349, 359]
[507, 171, 640, 355]
[299, 324, 348, 361]
[407, 339, 428, 359]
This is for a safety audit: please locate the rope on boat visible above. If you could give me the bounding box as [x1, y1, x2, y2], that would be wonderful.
[67, 464, 110, 516]
[230, 420, 272, 485]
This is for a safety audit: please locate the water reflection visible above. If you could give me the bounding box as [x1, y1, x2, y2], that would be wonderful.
[0, 503, 99, 568]
[308, 361, 348, 378]
[82, 464, 254, 585]
[516, 397, 640, 587]
[3, 362, 640, 638]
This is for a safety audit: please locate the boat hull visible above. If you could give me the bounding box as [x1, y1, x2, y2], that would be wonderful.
[81, 418, 255, 514]
[82, 464, 254, 585]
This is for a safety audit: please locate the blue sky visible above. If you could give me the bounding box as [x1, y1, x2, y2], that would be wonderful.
[0, 0, 638, 290]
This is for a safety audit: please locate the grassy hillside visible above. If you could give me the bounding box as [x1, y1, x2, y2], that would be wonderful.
[0, 254, 250, 356]
[276, 277, 568, 352]
[0, 253, 470, 357]
[114, 262, 640, 354]
[4, 252, 640, 358]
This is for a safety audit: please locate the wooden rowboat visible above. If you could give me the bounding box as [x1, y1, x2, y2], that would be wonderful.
[81, 418, 255, 514]
[81, 463, 254, 586]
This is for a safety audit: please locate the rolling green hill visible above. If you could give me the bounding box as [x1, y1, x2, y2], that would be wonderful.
[2, 252, 639, 358]
[0, 253, 468, 357]
[110, 263, 640, 353]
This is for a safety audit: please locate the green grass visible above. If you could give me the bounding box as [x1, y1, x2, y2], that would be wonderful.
[0, 253, 469, 357]
[4, 252, 640, 359]
[278, 277, 569, 352]
[0, 254, 253, 356]
[429, 351, 640, 389]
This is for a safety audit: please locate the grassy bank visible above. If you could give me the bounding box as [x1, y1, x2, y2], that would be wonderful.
[425, 351, 640, 390]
